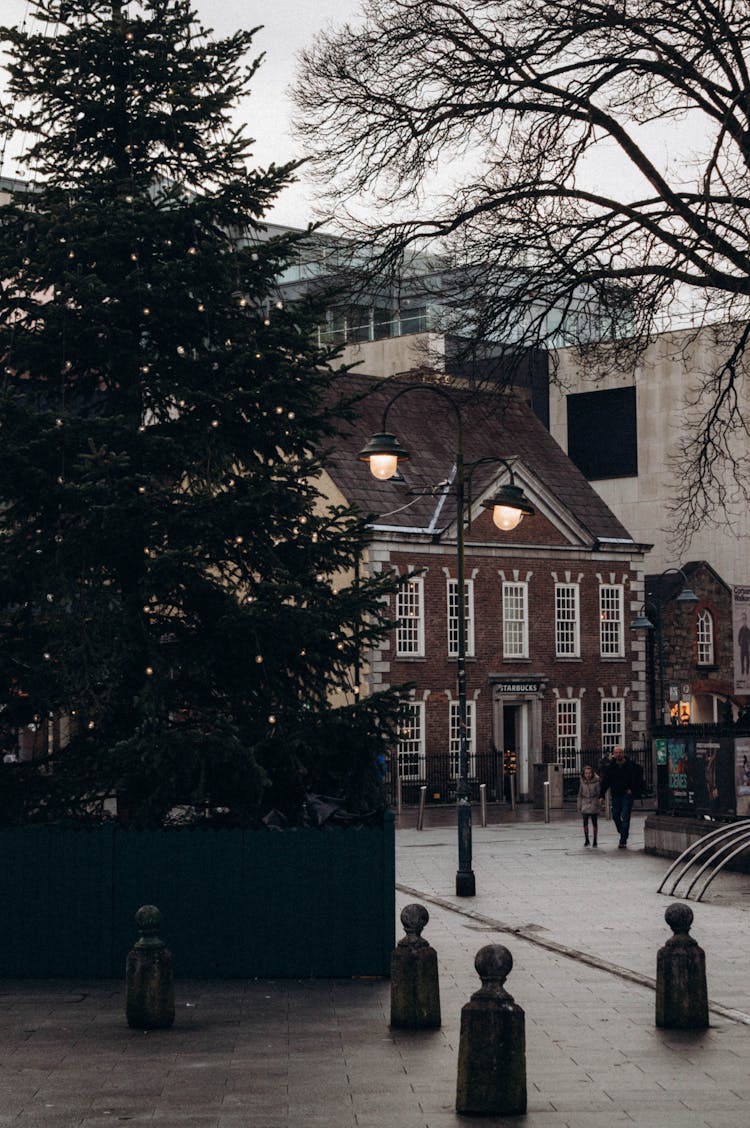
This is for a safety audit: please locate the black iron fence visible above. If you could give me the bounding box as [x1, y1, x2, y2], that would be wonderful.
[384, 750, 501, 807]
[384, 746, 654, 806]
[542, 747, 654, 799]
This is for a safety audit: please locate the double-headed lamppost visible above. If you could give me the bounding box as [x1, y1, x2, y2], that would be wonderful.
[630, 567, 699, 727]
[358, 384, 534, 897]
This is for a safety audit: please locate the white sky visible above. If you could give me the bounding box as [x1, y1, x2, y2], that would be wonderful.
[1, 1, 708, 236]
[1, 0, 362, 228]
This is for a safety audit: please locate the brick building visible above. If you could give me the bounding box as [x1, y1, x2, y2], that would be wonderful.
[324, 374, 651, 801]
[643, 561, 736, 727]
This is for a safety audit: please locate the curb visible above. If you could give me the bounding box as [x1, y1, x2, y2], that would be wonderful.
[397, 882, 750, 1026]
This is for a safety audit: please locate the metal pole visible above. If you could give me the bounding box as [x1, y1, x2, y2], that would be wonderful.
[454, 422, 476, 897]
[373, 383, 476, 895]
[543, 780, 550, 823]
[417, 785, 427, 831]
[509, 774, 516, 811]
[479, 783, 487, 827]
[656, 600, 667, 725]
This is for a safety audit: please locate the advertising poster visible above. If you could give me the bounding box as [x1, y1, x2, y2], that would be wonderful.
[667, 739, 689, 808]
[666, 738, 733, 813]
[733, 586, 750, 694]
[693, 741, 721, 812]
[736, 737, 750, 816]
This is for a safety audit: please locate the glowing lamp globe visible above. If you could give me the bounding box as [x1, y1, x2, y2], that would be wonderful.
[357, 432, 410, 481]
[492, 505, 524, 532]
[482, 482, 535, 531]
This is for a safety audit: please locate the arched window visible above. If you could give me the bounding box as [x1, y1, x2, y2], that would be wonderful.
[696, 609, 714, 666]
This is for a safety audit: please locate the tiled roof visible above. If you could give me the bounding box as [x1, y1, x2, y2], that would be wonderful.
[647, 560, 731, 602]
[325, 372, 638, 546]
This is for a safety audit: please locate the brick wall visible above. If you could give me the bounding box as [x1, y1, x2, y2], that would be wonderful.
[371, 543, 641, 764]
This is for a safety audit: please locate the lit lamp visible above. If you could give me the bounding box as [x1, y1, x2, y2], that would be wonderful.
[356, 432, 410, 481]
[358, 383, 534, 898]
[483, 483, 536, 532]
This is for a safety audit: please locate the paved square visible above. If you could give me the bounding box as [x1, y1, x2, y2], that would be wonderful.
[2, 805, 750, 1125]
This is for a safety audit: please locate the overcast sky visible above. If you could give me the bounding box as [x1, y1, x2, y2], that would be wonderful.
[2, 1, 702, 236]
[1, 0, 361, 228]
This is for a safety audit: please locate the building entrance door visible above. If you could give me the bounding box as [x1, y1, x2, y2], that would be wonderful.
[491, 677, 547, 802]
[495, 700, 531, 800]
[502, 705, 519, 801]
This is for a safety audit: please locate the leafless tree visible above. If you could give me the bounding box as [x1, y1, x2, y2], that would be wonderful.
[293, 0, 750, 540]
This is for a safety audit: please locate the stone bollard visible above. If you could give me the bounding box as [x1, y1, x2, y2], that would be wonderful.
[125, 905, 175, 1030]
[656, 902, 709, 1029]
[456, 944, 526, 1117]
[390, 903, 441, 1028]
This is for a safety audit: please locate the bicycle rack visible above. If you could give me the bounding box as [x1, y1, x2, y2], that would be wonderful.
[657, 819, 750, 902]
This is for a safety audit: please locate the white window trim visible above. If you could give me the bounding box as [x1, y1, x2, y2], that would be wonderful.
[397, 700, 426, 779]
[601, 697, 624, 752]
[599, 583, 625, 658]
[447, 577, 475, 658]
[449, 699, 476, 778]
[555, 582, 580, 658]
[556, 698, 581, 773]
[696, 609, 714, 666]
[396, 576, 425, 657]
[502, 580, 529, 659]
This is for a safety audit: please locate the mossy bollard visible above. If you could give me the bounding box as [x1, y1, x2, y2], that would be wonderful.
[656, 902, 709, 1029]
[456, 944, 526, 1117]
[125, 905, 175, 1030]
[390, 903, 441, 1029]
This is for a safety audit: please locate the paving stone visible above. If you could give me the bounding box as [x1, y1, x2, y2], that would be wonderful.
[2, 805, 750, 1127]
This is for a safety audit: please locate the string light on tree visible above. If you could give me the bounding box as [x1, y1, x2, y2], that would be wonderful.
[0, 0, 401, 830]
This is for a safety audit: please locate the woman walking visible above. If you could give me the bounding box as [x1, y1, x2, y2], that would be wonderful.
[577, 765, 601, 847]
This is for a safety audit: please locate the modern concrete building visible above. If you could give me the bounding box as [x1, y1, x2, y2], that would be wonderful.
[549, 323, 750, 587]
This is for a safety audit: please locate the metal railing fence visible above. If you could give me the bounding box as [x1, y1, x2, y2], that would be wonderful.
[384, 746, 654, 806]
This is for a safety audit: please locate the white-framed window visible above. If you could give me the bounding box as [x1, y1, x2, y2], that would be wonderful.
[601, 698, 624, 752]
[696, 609, 714, 666]
[449, 699, 476, 778]
[556, 699, 581, 773]
[397, 701, 425, 779]
[555, 583, 580, 657]
[599, 583, 624, 657]
[503, 581, 528, 658]
[396, 577, 424, 657]
[447, 578, 475, 658]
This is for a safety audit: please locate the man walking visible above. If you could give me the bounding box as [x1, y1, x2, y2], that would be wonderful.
[600, 746, 641, 849]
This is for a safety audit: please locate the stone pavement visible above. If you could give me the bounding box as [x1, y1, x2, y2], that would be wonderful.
[2, 804, 750, 1127]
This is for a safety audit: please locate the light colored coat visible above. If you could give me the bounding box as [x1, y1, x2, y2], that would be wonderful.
[577, 774, 601, 814]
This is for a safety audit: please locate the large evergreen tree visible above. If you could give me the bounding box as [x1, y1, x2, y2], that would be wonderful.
[0, 0, 398, 827]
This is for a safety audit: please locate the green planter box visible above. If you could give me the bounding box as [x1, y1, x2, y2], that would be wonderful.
[0, 812, 395, 978]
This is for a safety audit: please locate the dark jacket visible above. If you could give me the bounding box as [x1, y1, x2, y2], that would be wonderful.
[600, 757, 641, 800]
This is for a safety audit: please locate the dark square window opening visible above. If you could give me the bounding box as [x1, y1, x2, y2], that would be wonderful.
[567, 386, 638, 480]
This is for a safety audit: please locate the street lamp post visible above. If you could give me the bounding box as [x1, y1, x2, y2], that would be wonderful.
[630, 567, 700, 727]
[358, 384, 534, 897]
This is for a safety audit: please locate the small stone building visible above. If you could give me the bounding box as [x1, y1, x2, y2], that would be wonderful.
[646, 561, 736, 726]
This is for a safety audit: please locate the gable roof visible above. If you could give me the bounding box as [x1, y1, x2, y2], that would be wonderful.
[326, 373, 642, 548]
[648, 560, 732, 603]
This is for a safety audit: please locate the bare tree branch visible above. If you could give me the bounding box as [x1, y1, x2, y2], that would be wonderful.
[293, 0, 750, 537]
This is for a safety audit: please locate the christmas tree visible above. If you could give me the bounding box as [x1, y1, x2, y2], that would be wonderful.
[0, 0, 399, 827]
